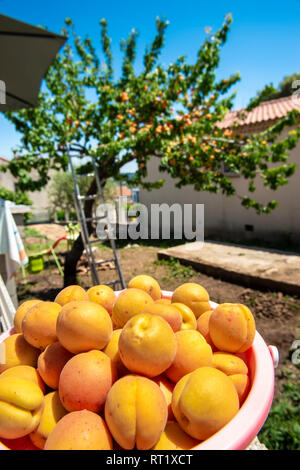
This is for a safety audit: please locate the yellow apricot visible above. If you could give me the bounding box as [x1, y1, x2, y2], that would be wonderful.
[196, 310, 215, 347]
[212, 352, 248, 376]
[104, 375, 168, 450]
[128, 275, 162, 301]
[118, 313, 177, 377]
[56, 300, 113, 354]
[0, 376, 43, 410]
[141, 303, 182, 332]
[171, 283, 210, 318]
[152, 421, 198, 450]
[229, 374, 251, 405]
[22, 301, 61, 350]
[0, 365, 45, 393]
[54, 285, 89, 306]
[155, 298, 171, 305]
[13, 299, 43, 333]
[172, 367, 239, 441]
[171, 303, 197, 330]
[112, 288, 154, 328]
[165, 330, 213, 383]
[152, 375, 175, 420]
[102, 329, 129, 377]
[0, 376, 44, 439]
[29, 391, 67, 449]
[0, 401, 42, 440]
[87, 285, 116, 315]
[0, 333, 40, 373]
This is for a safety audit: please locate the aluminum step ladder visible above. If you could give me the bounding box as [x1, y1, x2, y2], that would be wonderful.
[68, 147, 126, 291]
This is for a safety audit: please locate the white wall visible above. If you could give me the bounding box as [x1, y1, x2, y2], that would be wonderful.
[0, 160, 53, 222]
[0, 160, 14, 191]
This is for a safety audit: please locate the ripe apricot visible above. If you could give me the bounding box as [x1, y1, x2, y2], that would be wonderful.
[13, 299, 43, 333]
[103, 329, 129, 377]
[171, 302, 197, 330]
[155, 298, 171, 305]
[171, 283, 210, 318]
[128, 275, 162, 301]
[152, 421, 198, 450]
[44, 410, 113, 450]
[56, 300, 113, 354]
[54, 285, 89, 306]
[0, 333, 40, 373]
[141, 303, 182, 332]
[58, 349, 117, 413]
[29, 391, 67, 449]
[209, 303, 256, 353]
[118, 313, 177, 377]
[212, 352, 248, 376]
[87, 284, 116, 315]
[229, 374, 251, 405]
[212, 351, 250, 404]
[172, 367, 239, 441]
[37, 341, 74, 390]
[152, 375, 175, 420]
[0, 365, 45, 393]
[104, 375, 168, 450]
[22, 301, 61, 350]
[112, 288, 154, 328]
[165, 330, 213, 383]
[196, 310, 215, 348]
[0, 376, 44, 439]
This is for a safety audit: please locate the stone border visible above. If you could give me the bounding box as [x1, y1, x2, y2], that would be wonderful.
[157, 250, 300, 296]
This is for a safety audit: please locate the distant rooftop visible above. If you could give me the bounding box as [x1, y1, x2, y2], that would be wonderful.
[219, 95, 300, 133]
[115, 185, 132, 197]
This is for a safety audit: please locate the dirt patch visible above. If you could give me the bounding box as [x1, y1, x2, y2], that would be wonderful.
[26, 223, 67, 240]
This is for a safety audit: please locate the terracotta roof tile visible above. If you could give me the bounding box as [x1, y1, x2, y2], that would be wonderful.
[218, 95, 300, 131]
[115, 185, 132, 197]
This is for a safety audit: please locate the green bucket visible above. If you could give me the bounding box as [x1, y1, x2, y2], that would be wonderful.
[28, 254, 44, 274]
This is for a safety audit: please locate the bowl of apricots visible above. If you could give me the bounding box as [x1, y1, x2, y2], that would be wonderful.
[0, 276, 278, 450]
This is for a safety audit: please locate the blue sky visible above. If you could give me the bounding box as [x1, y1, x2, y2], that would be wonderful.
[1, 0, 300, 167]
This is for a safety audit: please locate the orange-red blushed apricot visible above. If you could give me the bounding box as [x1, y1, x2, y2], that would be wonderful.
[58, 350, 117, 413]
[209, 303, 256, 353]
[44, 410, 113, 450]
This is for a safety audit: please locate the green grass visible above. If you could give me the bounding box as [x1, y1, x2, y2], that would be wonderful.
[26, 243, 50, 252]
[154, 257, 194, 279]
[24, 227, 42, 237]
[258, 367, 300, 450]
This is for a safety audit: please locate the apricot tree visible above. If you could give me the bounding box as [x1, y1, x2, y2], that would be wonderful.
[2, 14, 300, 286]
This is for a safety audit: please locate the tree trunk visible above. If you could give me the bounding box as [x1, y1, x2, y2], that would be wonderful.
[63, 232, 85, 287]
[63, 174, 106, 287]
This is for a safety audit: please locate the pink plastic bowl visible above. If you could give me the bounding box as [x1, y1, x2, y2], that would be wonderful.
[0, 291, 278, 450]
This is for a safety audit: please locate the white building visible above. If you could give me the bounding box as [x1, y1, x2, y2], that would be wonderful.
[139, 95, 300, 245]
